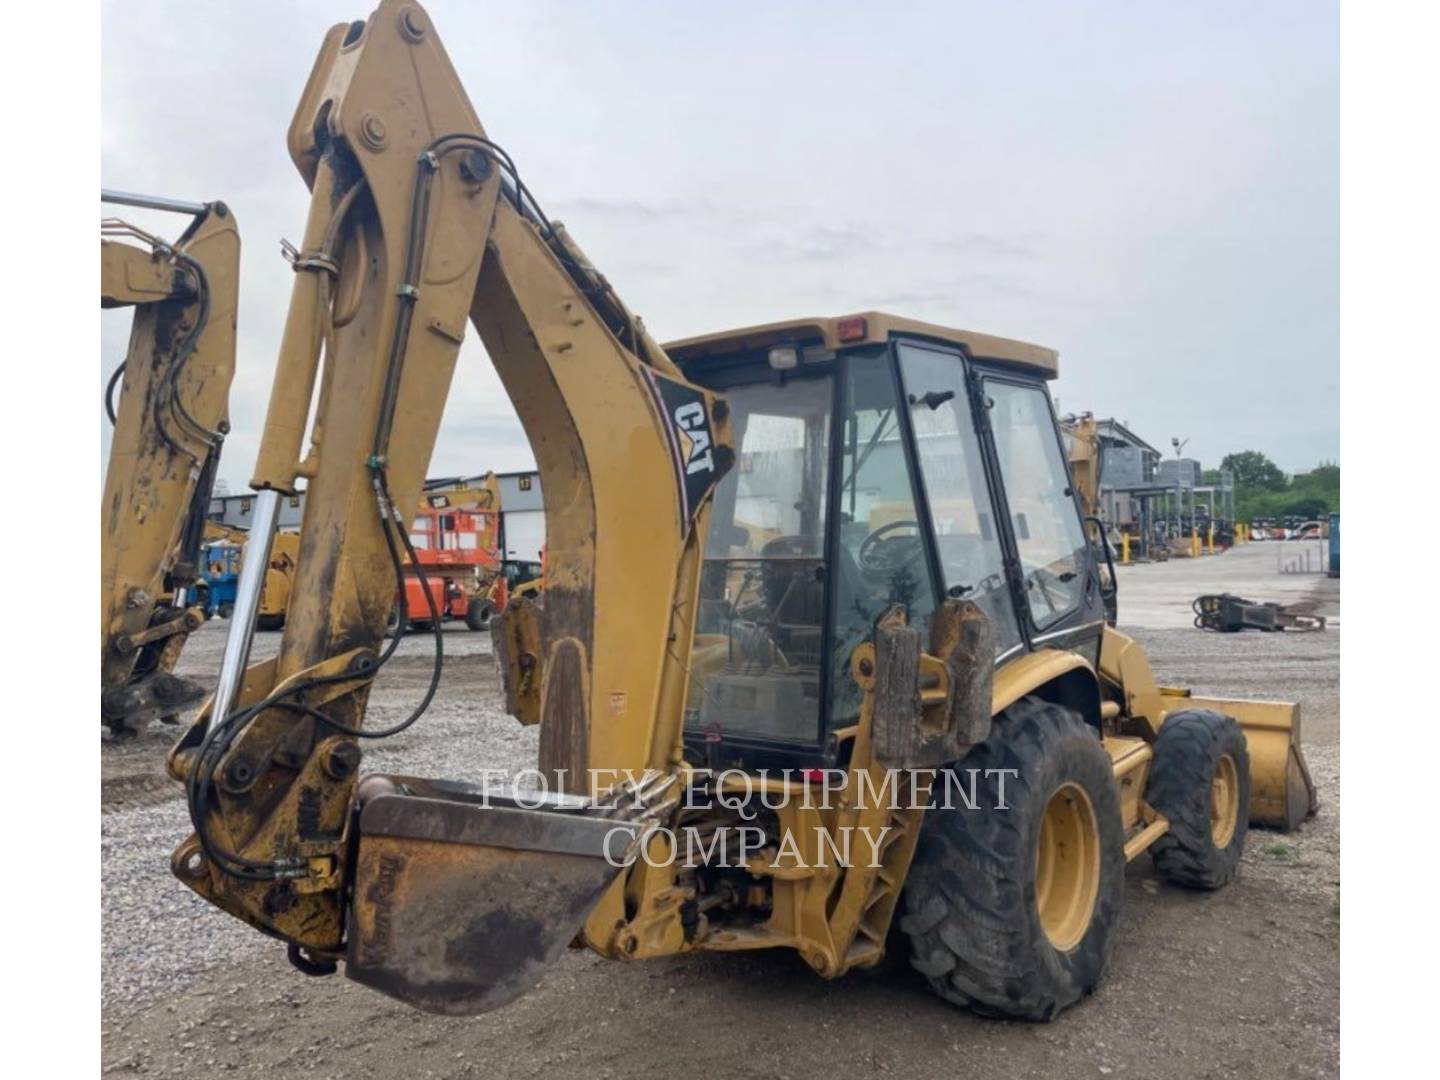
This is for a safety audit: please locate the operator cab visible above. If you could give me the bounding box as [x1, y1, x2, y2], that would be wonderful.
[668, 313, 1106, 770]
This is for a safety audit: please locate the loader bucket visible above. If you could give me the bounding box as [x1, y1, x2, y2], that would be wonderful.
[345, 776, 640, 1015]
[1184, 696, 1317, 830]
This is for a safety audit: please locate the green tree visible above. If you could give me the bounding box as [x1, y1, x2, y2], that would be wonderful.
[1228, 457, 1339, 522]
[1281, 495, 1329, 520]
[1220, 450, 1287, 492]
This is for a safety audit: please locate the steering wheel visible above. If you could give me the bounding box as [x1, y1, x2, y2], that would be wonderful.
[858, 519, 923, 574]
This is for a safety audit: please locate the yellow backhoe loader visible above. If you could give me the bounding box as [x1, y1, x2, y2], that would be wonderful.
[168, 1, 1315, 1022]
[101, 191, 239, 735]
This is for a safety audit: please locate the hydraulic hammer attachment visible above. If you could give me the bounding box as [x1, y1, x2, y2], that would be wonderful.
[347, 773, 677, 1014]
[1193, 593, 1326, 633]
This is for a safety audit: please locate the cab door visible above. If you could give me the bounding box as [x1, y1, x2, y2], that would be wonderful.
[977, 371, 1107, 662]
[894, 342, 1024, 662]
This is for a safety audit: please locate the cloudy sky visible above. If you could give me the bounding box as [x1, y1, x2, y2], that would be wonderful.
[102, 0, 1337, 491]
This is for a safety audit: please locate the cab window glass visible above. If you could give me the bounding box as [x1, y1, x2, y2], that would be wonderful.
[897, 345, 1021, 654]
[985, 380, 1089, 627]
[828, 351, 939, 727]
[687, 376, 832, 744]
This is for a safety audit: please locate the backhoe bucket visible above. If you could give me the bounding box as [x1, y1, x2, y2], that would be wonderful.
[346, 777, 640, 1015]
[1186, 696, 1317, 830]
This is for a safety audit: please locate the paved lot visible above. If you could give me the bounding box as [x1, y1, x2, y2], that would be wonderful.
[1113, 538, 1335, 630]
[101, 540, 1339, 1079]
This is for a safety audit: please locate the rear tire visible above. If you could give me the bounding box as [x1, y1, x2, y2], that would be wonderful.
[218, 602, 235, 620]
[899, 697, 1125, 1021]
[1146, 709, 1249, 889]
[464, 598, 493, 632]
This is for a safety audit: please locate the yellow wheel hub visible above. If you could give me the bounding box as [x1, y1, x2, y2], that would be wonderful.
[1035, 782, 1101, 951]
[1210, 753, 1240, 848]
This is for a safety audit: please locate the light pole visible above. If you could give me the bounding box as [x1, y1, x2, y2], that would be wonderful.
[1170, 437, 1189, 538]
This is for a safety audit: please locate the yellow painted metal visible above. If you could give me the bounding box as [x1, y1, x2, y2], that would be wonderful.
[421, 473, 500, 512]
[666, 311, 1059, 379]
[1211, 753, 1240, 847]
[1105, 735, 1153, 832]
[1121, 532, 1131, 564]
[101, 204, 239, 730]
[1104, 734, 1169, 861]
[992, 648, 1094, 716]
[256, 533, 300, 626]
[1035, 782, 1101, 951]
[1123, 816, 1169, 861]
[1098, 627, 1164, 736]
[1060, 413, 1100, 519]
[203, 520, 249, 545]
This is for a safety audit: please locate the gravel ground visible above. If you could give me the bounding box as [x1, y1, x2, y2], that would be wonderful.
[102, 627, 537, 1008]
[101, 546, 1339, 1078]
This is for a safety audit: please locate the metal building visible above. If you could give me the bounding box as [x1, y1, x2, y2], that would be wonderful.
[208, 492, 306, 531]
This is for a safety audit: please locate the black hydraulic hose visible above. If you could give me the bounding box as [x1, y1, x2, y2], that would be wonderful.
[156, 252, 220, 455]
[104, 362, 126, 424]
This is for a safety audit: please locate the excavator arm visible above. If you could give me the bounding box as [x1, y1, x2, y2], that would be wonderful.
[168, 0, 731, 1011]
[101, 193, 240, 734]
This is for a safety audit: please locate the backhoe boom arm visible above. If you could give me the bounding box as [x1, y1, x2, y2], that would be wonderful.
[169, 0, 732, 1006]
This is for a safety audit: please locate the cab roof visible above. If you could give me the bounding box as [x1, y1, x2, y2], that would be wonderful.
[664, 312, 1058, 379]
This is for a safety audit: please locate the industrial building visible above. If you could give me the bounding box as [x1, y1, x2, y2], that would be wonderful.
[1090, 419, 1162, 529]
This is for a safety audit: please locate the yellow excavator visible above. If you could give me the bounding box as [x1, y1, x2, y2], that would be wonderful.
[101, 191, 239, 734]
[1062, 412, 1102, 520]
[167, 1, 1315, 1022]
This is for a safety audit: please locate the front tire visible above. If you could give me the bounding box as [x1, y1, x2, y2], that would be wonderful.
[900, 697, 1125, 1021]
[1145, 709, 1249, 889]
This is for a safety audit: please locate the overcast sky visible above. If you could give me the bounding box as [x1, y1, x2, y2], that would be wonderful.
[102, 0, 1337, 491]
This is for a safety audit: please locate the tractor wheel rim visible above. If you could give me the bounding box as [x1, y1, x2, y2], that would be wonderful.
[1035, 782, 1101, 951]
[1210, 753, 1240, 847]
